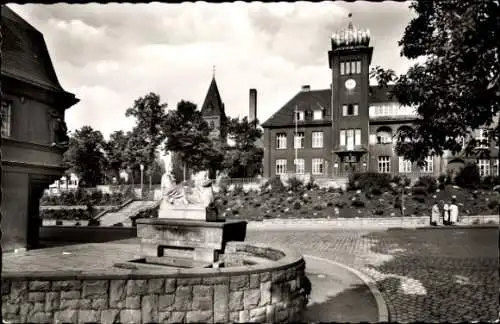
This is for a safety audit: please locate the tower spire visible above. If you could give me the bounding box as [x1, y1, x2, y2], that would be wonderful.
[212, 65, 216, 78]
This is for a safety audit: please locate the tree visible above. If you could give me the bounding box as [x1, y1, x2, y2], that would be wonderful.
[125, 92, 168, 186]
[370, 0, 500, 165]
[223, 117, 264, 178]
[163, 100, 224, 178]
[63, 126, 107, 187]
[103, 130, 130, 183]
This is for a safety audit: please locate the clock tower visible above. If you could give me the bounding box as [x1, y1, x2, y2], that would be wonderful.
[328, 14, 373, 176]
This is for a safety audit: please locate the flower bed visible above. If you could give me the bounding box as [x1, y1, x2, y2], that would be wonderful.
[40, 187, 134, 206]
[214, 175, 500, 222]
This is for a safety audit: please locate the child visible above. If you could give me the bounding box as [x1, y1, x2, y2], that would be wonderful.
[443, 203, 450, 225]
[449, 199, 459, 225]
[431, 202, 440, 226]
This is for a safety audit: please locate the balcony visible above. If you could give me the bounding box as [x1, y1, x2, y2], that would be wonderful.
[369, 103, 420, 121]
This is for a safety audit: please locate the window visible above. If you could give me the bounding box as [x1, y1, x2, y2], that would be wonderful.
[276, 159, 287, 175]
[493, 159, 499, 176]
[475, 129, 488, 148]
[312, 158, 324, 175]
[399, 157, 412, 173]
[295, 159, 305, 174]
[294, 132, 305, 149]
[340, 61, 361, 75]
[295, 111, 305, 121]
[1, 101, 11, 137]
[339, 130, 345, 146]
[477, 159, 490, 176]
[343, 104, 359, 116]
[313, 110, 323, 120]
[276, 133, 287, 149]
[421, 156, 433, 173]
[354, 129, 361, 146]
[377, 133, 392, 144]
[378, 156, 391, 173]
[312, 131, 324, 148]
[346, 129, 354, 149]
[209, 121, 215, 129]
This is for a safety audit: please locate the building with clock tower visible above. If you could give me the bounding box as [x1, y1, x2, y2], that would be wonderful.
[262, 14, 499, 181]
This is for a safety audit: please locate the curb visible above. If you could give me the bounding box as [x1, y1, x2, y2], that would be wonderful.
[304, 254, 389, 323]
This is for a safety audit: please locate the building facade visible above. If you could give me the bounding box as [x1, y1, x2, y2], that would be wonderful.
[1, 6, 79, 251]
[262, 17, 499, 180]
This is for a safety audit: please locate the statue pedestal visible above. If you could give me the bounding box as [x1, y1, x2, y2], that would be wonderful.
[158, 206, 207, 221]
[136, 219, 247, 265]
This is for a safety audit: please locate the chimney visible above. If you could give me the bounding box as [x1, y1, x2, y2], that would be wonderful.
[301, 85, 311, 92]
[249, 88, 257, 124]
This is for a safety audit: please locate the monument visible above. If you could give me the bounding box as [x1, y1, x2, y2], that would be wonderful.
[135, 151, 247, 267]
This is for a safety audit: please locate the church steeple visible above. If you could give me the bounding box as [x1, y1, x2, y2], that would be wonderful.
[200, 69, 227, 140]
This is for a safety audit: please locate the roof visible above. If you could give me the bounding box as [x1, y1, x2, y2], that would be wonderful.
[368, 84, 396, 103]
[262, 85, 397, 128]
[201, 77, 226, 118]
[261, 89, 331, 128]
[1, 5, 72, 94]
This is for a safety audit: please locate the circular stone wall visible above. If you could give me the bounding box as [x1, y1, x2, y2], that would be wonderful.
[1, 242, 306, 323]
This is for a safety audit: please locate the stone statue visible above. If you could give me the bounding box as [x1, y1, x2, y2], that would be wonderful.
[159, 153, 215, 220]
[48, 110, 69, 148]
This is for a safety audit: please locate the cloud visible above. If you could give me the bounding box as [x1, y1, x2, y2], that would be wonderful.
[7, 2, 414, 138]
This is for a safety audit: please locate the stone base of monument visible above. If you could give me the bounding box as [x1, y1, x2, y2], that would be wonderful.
[135, 218, 247, 267]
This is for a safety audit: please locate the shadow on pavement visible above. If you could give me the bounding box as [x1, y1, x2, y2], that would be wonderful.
[303, 283, 379, 323]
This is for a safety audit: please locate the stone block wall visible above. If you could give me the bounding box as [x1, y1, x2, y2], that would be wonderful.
[2, 250, 306, 323]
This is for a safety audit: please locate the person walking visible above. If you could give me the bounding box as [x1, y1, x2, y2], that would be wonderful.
[449, 199, 459, 225]
[431, 202, 440, 226]
[443, 203, 450, 225]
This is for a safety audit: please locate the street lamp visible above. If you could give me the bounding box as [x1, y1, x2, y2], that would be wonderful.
[140, 164, 144, 197]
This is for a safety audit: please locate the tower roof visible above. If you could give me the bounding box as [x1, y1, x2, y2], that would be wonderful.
[331, 13, 371, 49]
[201, 76, 226, 117]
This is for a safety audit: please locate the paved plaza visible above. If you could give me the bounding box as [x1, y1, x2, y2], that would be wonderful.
[4, 225, 499, 322]
[247, 226, 499, 323]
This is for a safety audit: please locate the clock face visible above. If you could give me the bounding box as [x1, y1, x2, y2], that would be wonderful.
[345, 79, 356, 90]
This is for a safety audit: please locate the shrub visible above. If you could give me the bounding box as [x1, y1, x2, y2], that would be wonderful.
[263, 176, 286, 193]
[481, 176, 500, 189]
[412, 196, 426, 203]
[349, 172, 392, 193]
[293, 202, 302, 210]
[392, 175, 411, 187]
[412, 186, 428, 196]
[55, 220, 63, 226]
[233, 184, 244, 196]
[88, 219, 100, 226]
[487, 200, 499, 210]
[455, 163, 481, 189]
[39, 208, 92, 221]
[472, 219, 480, 225]
[314, 204, 323, 211]
[373, 208, 384, 216]
[306, 177, 318, 190]
[288, 177, 303, 192]
[334, 201, 347, 209]
[370, 187, 382, 196]
[113, 222, 124, 227]
[415, 176, 438, 193]
[351, 200, 365, 208]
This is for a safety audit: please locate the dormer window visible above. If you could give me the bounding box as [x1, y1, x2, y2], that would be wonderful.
[295, 111, 305, 121]
[313, 110, 323, 120]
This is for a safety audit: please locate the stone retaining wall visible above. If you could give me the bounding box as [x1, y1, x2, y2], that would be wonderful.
[2, 244, 306, 324]
[251, 214, 499, 228]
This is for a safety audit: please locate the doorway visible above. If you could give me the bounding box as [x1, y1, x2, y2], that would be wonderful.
[27, 179, 46, 250]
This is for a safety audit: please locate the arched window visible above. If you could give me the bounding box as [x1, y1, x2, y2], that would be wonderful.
[397, 125, 414, 143]
[376, 126, 393, 144]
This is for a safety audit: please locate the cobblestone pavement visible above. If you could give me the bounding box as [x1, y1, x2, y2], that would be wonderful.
[246, 227, 499, 323]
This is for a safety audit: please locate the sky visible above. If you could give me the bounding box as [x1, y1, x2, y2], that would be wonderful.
[8, 1, 417, 139]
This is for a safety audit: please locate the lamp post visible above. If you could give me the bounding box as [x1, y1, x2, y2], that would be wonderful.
[140, 164, 144, 198]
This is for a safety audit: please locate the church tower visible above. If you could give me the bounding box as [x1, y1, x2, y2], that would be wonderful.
[200, 68, 228, 141]
[329, 14, 373, 176]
